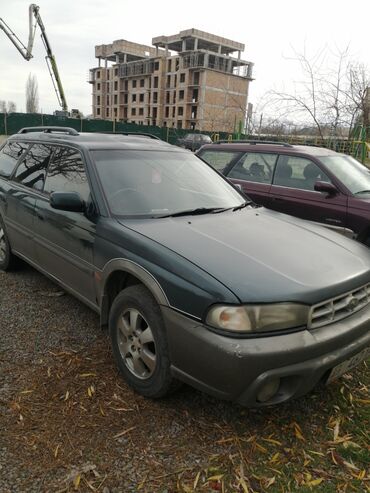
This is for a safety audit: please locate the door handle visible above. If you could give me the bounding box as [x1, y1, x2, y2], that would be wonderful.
[36, 212, 45, 221]
[271, 197, 285, 202]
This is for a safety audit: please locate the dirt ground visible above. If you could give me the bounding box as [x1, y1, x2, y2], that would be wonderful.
[0, 266, 369, 493]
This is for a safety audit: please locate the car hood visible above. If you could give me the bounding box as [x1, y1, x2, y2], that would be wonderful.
[119, 207, 370, 305]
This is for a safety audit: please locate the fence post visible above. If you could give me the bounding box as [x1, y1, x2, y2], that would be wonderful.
[4, 113, 7, 136]
[80, 118, 83, 133]
[113, 119, 115, 133]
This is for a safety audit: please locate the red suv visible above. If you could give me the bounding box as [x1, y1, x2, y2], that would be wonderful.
[197, 141, 370, 245]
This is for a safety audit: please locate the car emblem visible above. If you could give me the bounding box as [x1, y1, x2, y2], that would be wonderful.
[346, 295, 360, 311]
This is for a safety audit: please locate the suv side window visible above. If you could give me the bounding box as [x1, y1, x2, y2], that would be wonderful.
[44, 146, 90, 202]
[0, 142, 30, 178]
[273, 155, 331, 191]
[228, 153, 278, 183]
[13, 143, 52, 191]
[200, 150, 243, 173]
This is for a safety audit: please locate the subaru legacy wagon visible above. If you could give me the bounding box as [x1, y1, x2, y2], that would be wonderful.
[0, 127, 369, 407]
[198, 141, 370, 244]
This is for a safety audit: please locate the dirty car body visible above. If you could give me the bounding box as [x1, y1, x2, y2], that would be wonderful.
[0, 128, 369, 407]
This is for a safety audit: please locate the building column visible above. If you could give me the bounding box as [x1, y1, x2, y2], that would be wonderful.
[194, 38, 198, 50]
[182, 39, 186, 51]
[238, 50, 241, 60]
[218, 45, 222, 54]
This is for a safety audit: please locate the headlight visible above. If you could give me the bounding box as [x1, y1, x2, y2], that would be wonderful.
[205, 303, 309, 333]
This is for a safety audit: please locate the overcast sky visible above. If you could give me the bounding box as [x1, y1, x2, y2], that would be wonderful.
[0, 0, 368, 116]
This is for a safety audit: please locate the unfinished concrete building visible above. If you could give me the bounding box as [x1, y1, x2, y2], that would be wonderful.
[88, 29, 254, 132]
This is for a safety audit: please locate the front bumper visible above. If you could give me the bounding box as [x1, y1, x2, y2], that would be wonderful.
[161, 304, 370, 407]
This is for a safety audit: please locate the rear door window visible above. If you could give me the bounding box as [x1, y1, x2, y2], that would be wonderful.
[0, 142, 30, 178]
[43, 146, 90, 202]
[200, 150, 243, 173]
[13, 143, 53, 191]
[228, 153, 278, 183]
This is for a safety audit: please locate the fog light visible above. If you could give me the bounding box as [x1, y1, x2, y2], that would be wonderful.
[257, 378, 280, 403]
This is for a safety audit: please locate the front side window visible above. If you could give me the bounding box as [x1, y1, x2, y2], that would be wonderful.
[0, 142, 29, 178]
[273, 156, 330, 191]
[228, 153, 278, 184]
[44, 147, 90, 202]
[93, 150, 244, 217]
[13, 144, 52, 190]
[320, 155, 370, 195]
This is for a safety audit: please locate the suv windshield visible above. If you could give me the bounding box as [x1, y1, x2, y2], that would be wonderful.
[320, 155, 370, 195]
[93, 150, 244, 217]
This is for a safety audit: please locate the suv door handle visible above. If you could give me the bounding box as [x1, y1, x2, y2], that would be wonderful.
[271, 197, 285, 202]
[36, 212, 45, 221]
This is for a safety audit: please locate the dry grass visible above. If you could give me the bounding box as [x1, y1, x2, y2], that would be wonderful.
[1, 333, 369, 493]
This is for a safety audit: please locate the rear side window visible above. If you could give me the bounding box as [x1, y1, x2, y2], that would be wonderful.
[273, 156, 331, 191]
[200, 150, 243, 173]
[0, 142, 29, 178]
[44, 146, 90, 202]
[13, 144, 52, 191]
[228, 153, 278, 183]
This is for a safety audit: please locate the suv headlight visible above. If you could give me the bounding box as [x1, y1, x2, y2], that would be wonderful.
[205, 303, 309, 333]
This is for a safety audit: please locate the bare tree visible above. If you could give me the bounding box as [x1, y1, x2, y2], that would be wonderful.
[0, 100, 17, 113]
[26, 73, 39, 113]
[266, 45, 369, 140]
[7, 101, 16, 113]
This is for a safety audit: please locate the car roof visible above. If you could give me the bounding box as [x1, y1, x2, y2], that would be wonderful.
[7, 129, 177, 152]
[199, 142, 339, 157]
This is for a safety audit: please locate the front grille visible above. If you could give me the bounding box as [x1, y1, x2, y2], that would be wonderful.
[308, 283, 370, 329]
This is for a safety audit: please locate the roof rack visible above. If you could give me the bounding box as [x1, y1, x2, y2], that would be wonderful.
[18, 126, 79, 136]
[213, 140, 293, 147]
[101, 132, 161, 140]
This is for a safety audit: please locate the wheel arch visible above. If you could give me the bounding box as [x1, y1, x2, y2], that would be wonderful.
[99, 258, 169, 327]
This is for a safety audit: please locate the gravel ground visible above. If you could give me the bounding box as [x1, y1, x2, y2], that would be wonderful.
[0, 265, 369, 493]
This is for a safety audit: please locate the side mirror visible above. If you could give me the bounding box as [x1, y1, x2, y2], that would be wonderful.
[50, 191, 85, 212]
[314, 181, 338, 195]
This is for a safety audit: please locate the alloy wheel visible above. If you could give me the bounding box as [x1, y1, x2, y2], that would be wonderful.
[117, 308, 157, 380]
[0, 226, 7, 262]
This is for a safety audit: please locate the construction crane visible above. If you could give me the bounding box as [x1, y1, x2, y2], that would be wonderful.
[0, 4, 69, 114]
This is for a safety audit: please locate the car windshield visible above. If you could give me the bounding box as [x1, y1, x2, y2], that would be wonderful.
[93, 150, 245, 217]
[320, 155, 370, 195]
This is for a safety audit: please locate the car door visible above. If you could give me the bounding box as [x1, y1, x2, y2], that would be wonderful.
[269, 155, 348, 229]
[5, 142, 51, 261]
[33, 145, 97, 304]
[226, 152, 278, 207]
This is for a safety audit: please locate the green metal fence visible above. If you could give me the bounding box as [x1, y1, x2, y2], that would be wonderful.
[0, 112, 232, 145]
[1, 112, 368, 163]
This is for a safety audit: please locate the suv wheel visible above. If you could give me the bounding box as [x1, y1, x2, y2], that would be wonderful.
[109, 285, 180, 398]
[0, 217, 18, 271]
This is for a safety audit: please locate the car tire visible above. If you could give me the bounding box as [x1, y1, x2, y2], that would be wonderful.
[109, 284, 180, 398]
[0, 216, 18, 271]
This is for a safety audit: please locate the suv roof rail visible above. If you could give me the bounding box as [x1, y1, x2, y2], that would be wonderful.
[213, 139, 293, 147]
[17, 126, 80, 136]
[101, 132, 161, 140]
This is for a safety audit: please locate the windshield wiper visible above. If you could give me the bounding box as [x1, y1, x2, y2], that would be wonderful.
[354, 190, 370, 195]
[158, 207, 227, 218]
[232, 201, 253, 211]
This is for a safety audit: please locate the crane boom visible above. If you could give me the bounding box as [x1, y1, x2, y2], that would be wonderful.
[0, 4, 68, 112]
